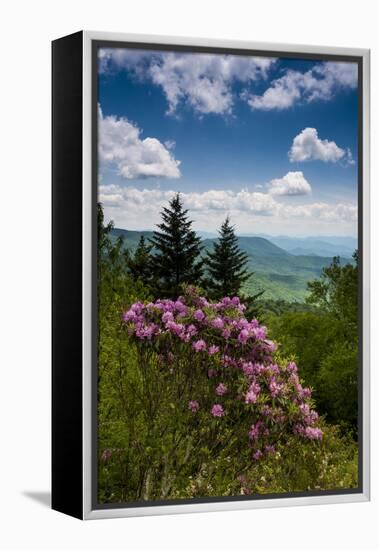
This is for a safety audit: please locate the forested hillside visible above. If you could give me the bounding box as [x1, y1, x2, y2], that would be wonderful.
[110, 227, 348, 301]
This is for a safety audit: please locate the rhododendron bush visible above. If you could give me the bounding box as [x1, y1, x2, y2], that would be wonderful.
[97, 204, 358, 503]
[107, 286, 325, 499]
[125, 287, 322, 441]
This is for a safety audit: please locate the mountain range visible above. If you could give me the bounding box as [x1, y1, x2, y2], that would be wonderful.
[239, 234, 357, 259]
[110, 228, 354, 302]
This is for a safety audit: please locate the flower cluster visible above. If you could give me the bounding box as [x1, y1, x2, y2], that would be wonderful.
[123, 287, 323, 459]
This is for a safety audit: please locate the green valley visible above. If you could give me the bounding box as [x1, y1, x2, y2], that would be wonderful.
[111, 228, 350, 302]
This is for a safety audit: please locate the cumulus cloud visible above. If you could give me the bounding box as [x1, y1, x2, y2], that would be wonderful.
[149, 53, 275, 115]
[99, 48, 276, 115]
[268, 171, 312, 196]
[289, 128, 349, 163]
[245, 61, 358, 111]
[98, 105, 181, 179]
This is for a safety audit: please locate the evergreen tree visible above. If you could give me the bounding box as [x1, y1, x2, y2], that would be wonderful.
[97, 202, 113, 258]
[204, 217, 251, 299]
[128, 235, 154, 289]
[97, 202, 130, 291]
[150, 193, 203, 298]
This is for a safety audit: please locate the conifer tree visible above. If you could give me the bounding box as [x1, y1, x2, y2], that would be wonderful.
[97, 202, 113, 258]
[150, 193, 203, 298]
[128, 235, 153, 289]
[204, 217, 251, 299]
[97, 203, 130, 286]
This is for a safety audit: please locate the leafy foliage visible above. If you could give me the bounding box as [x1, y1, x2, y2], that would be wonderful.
[267, 253, 358, 433]
[307, 252, 358, 330]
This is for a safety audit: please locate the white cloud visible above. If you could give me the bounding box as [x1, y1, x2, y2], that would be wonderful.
[281, 201, 357, 223]
[345, 148, 356, 166]
[149, 53, 275, 115]
[245, 61, 358, 111]
[98, 48, 153, 76]
[99, 185, 277, 216]
[98, 105, 181, 179]
[268, 171, 312, 196]
[99, 183, 356, 233]
[289, 128, 348, 163]
[186, 189, 278, 215]
[99, 48, 276, 115]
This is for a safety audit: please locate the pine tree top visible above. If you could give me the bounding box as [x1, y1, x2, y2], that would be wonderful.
[204, 216, 251, 299]
[149, 193, 204, 297]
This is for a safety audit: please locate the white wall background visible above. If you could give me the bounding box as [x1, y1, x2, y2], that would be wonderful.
[1, 1, 377, 548]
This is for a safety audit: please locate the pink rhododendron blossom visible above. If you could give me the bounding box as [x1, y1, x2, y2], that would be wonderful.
[162, 311, 174, 323]
[211, 404, 225, 417]
[197, 297, 209, 308]
[215, 383, 228, 396]
[174, 300, 188, 316]
[304, 426, 323, 440]
[212, 317, 224, 329]
[208, 345, 220, 356]
[186, 324, 198, 337]
[242, 362, 255, 376]
[269, 377, 284, 397]
[300, 387, 312, 399]
[269, 364, 280, 375]
[193, 339, 207, 352]
[188, 400, 200, 413]
[235, 317, 248, 329]
[193, 309, 205, 322]
[238, 329, 250, 344]
[249, 422, 262, 440]
[222, 355, 238, 368]
[253, 449, 263, 460]
[299, 403, 318, 426]
[222, 328, 231, 339]
[123, 310, 138, 322]
[287, 361, 298, 373]
[245, 381, 261, 404]
[135, 323, 158, 340]
[130, 302, 144, 314]
[254, 327, 267, 340]
[265, 340, 278, 353]
[165, 320, 184, 336]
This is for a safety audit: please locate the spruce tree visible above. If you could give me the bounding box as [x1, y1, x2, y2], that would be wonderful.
[128, 235, 153, 288]
[97, 202, 113, 258]
[204, 217, 251, 299]
[97, 203, 130, 285]
[150, 193, 203, 298]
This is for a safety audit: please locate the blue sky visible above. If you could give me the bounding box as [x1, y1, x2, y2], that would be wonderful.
[98, 48, 358, 237]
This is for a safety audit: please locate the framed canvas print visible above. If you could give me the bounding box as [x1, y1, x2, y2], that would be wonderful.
[52, 31, 370, 520]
